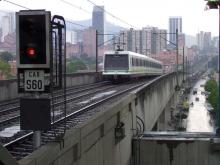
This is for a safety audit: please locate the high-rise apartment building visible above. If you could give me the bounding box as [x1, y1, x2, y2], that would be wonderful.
[169, 16, 182, 45]
[0, 28, 2, 42]
[203, 32, 211, 51]
[0, 12, 15, 42]
[196, 31, 211, 51]
[92, 6, 104, 46]
[118, 27, 167, 55]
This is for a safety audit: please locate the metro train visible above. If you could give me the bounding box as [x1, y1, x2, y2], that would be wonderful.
[102, 50, 163, 81]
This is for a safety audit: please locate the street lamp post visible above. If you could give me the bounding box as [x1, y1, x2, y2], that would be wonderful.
[205, 0, 220, 135]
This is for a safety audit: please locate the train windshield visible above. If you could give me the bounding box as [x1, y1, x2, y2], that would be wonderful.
[104, 54, 128, 70]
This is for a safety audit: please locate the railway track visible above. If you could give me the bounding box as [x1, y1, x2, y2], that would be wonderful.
[0, 81, 114, 144]
[2, 78, 153, 160]
[0, 81, 111, 111]
[0, 81, 112, 125]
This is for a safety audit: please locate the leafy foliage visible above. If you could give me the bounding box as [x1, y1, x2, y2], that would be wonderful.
[205, 80, 218, 112]
[67, 59, 87, 73]
[0, 60, 12, 79]
[67, 56, 97, 72]
[0, 51, 14, 62]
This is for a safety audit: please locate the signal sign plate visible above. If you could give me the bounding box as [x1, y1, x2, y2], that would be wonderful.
[24, 70, 45, 91]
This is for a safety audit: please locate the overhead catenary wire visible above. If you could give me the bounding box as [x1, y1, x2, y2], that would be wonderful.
[59, 0, 127, 34]
[86, 0, 138, 29]
[2, 0, 140, 31]
[60, 0, 91, 14]
[0, 0, 30, 10]
[98, 34, 118, 47]
[66, 20, 89, 29]
[1, 0, 89, 29]
[2, 0, 124, 49]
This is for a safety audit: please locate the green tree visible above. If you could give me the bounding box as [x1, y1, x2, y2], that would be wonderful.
[0, 60, 12, 79]
[0, 51, 14, 62]
[205, 79, 218, 114]
[67, 59, 87, 73]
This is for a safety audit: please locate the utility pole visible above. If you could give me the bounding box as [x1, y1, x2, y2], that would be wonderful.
[122, 32, 125, 50]
[96, 30, 98, 73]
[183, 47, 185, 83]
[185, 56, 188, 88]
[176, 29, 179, 90]
[218, 6, 220, 135]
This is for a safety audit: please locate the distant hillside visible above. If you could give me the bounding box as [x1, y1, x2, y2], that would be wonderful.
[66, 19, 126, 35]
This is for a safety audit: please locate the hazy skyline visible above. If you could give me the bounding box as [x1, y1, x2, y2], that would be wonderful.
[0, 0, 219, 36]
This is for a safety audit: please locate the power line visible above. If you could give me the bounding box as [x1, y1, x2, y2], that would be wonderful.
[0, 0, 30, 10]
[66, 20, 89, 29]
[86, 0, 137, 29]
[1, 0, 122, 46]
[98, 33, 120, 47]
[59, 0, 124, 34]
[60, 0, 91, 14]
[1, 0, 89, 29]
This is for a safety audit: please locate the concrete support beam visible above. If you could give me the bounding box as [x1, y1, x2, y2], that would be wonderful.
[133, 132, 220, 165]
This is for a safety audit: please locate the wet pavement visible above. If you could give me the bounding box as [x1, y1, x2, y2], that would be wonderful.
[186, 78, 215, 132]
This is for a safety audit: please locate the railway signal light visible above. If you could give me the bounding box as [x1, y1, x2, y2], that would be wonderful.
[16, 10, 51, 69]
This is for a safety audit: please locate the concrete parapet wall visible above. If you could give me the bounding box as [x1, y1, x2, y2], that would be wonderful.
[133, 132, 220, 165]
[19, 72, 180, 165]
[0, 72, 102, 101]
[135, 73, 179, 131]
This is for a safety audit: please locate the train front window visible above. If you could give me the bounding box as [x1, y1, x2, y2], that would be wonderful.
[104, 54, 129, 70]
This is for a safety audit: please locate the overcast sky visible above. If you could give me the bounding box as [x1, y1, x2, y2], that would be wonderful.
[0, 0, 219, 36]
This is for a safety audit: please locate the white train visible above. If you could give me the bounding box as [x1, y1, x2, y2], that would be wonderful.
[102, 50, 163, 81]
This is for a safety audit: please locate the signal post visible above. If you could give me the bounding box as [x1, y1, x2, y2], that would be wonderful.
[16, 10, 67, 148]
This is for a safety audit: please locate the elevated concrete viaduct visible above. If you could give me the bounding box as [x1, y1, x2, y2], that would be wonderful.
[18, 72, 183, 165]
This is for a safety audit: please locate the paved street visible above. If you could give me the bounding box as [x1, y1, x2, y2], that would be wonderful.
[186, 78, 215, 132]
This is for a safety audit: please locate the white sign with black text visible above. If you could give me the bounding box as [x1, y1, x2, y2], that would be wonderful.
[24, 70, 45, 91]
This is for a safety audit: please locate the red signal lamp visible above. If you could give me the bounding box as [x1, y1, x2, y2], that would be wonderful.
[27, 47, 36, 58]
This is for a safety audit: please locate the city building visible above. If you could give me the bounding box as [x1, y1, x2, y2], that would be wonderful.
[169, 16, 182, 47]
[82, 27, 96, 57]
[211, 36, 219, 49]
[92, 6, 105, 46]
[203, 32, 211, 51]
[0, 32, 16, 54]
[118, 27, 167, 55]
[0, 28, 2, 41]
[154, 50, 183, 73]
[0, 12, 15, 42]
[66, 42, 82, 58]
[196, 31, 211, 51]
[66, 30, 78, 44]
[185, 35, 197, 48]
